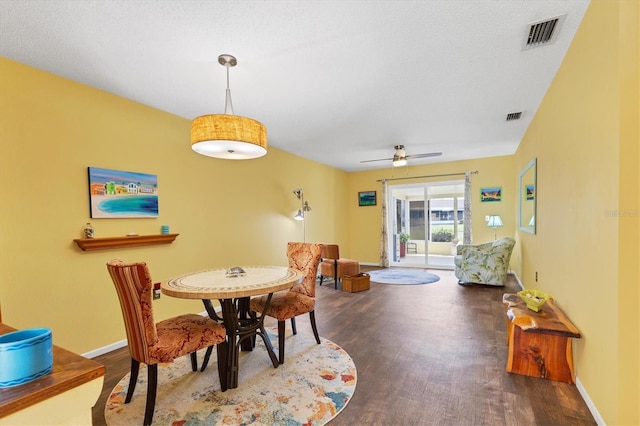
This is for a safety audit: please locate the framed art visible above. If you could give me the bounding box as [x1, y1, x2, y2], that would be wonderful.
[526, 184, 535, 201]
[480, 187, 502, 202]
[88, 167, 159, 218]
[358, 191, 377, 206]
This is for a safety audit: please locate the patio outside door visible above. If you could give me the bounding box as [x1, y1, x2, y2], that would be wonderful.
[388, 180, 464, 269]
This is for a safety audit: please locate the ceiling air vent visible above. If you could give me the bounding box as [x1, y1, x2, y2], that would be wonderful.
[507, 111, 522, 121]
[523, 14, 565, 50]
[506, 112, 522, 121]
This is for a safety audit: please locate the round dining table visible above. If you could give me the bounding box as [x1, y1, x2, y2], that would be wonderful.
[162, 266, 303, 391]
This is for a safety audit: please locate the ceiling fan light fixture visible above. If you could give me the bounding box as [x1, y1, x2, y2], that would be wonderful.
[359, 144, 442, 166]
[392, 158, 407, 167]
[190, 54, 267, 159]
[392, 144, 407, 166]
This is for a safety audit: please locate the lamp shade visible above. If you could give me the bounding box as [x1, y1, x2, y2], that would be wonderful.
[487, 215, 503, 227]
[191, 114, 267, 159]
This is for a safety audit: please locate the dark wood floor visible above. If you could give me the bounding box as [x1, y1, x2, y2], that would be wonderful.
[92, 267, 596, 425]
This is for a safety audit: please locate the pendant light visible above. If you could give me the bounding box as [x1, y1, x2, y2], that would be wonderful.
[191, 54, 267, 159]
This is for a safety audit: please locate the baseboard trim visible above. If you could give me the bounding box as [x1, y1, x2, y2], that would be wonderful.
[83, 309, 219, 359]
[576, 376, 604, 425]
[510, 271, 525, 290]
[82, 339, 127, 359]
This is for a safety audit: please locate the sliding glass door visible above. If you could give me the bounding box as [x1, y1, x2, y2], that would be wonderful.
[388, 180, 464, 269]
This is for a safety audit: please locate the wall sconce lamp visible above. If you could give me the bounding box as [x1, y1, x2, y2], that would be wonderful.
[487, 215, 504, 240]
[293, 188, 311, 241]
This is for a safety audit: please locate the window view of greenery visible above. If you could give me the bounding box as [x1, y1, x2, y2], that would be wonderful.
[409, 198, 464, 242]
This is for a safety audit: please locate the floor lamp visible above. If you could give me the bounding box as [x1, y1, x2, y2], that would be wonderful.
[293, 188, 311, 242]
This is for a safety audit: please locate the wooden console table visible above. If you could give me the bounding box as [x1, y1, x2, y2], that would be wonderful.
[0, 324, 105, 425]
[503, 293, 581, 384]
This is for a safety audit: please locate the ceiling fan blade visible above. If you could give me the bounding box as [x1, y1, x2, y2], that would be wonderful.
[360, 157, 394, 163]
[360, 150, 442, 164]
[406, 152, 443, 159]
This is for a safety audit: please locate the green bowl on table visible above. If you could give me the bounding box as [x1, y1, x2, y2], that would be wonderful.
[517, 289, 551, 312]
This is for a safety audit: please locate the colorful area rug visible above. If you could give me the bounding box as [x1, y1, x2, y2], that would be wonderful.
[105, 328, 356, 425]
[368, 268, 440, 285]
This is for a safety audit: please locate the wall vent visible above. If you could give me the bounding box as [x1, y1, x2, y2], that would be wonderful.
[506, 112, 522, 121]
[523, 14, 565, 50]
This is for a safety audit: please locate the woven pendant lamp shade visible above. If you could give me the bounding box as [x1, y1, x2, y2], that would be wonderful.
[191, 114, 267, 159]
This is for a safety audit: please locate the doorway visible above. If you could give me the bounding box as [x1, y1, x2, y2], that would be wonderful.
[388, 180, 465, 269]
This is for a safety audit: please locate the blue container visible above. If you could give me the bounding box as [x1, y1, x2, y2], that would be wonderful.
[0, 328, 53, 388]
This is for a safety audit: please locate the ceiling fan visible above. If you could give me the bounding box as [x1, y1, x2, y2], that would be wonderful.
[360, 145, 442, 167]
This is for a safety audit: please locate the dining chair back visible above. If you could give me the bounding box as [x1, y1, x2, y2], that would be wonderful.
[106, 259, 226, 426]
[249, 242, 323, 364]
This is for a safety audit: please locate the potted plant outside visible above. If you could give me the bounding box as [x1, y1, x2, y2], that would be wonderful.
[399, 233, 410, 257]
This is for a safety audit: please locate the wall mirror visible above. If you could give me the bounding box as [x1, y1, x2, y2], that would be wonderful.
[519, 158, 536, 234]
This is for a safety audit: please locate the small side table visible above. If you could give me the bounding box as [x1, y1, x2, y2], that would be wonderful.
[502, 293, 581, 384]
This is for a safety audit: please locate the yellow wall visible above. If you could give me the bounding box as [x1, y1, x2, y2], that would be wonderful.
[514, 1, 639, 424]
[347, 155, 516, 264]
[0, 57, 350, 353]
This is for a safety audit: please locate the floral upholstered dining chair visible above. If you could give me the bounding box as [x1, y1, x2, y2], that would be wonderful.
[106, 259, 226, 426]
[454, 237, 516, 286]
[249, 242, 323, 364]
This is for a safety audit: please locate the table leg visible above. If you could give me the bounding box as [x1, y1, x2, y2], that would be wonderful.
[220, 299, 240, 389]
[201, 294, 281, 391]
[239, 294, 279, 368]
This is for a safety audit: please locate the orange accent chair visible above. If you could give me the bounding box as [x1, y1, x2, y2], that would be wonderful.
[319, 244, 360, 289]
[249, 242, 323, 364]
[106, 259, 226, 426]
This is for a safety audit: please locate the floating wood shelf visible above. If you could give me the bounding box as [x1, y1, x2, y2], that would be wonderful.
[73, 234, 179, 251]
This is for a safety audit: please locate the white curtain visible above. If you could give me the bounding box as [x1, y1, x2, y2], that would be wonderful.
[380, 180, 389, 267]
[463, 171, 472, 244]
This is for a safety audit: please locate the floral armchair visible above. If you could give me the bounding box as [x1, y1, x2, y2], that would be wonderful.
[454, 237, 516, 286]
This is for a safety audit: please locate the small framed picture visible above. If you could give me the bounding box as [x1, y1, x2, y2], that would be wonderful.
[525, 184, 535, 201]
[358, 191, 377, 206]
[480, 187, 502, 202]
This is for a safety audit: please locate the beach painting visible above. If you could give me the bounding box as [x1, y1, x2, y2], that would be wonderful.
[358, 191, 377, 206]
[480, 187, 502, 202]
[88, 167, 159, 218]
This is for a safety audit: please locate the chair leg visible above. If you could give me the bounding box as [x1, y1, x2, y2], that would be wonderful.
[278, 320, 286, 364]
[143, 364, 158, 426]
[190, 352, 198, 372]
[319, 275, 324, 285]
[125, 358, 139, 403]
[201, 346, 213, 372]
[309, 311, 321, 344]
[291, 317, 297, 335]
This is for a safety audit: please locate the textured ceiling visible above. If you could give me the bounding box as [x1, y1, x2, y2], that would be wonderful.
[0, 1, 590, 171]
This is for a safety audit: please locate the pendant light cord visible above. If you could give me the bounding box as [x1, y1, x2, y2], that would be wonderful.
[224, 63, 234, 115]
